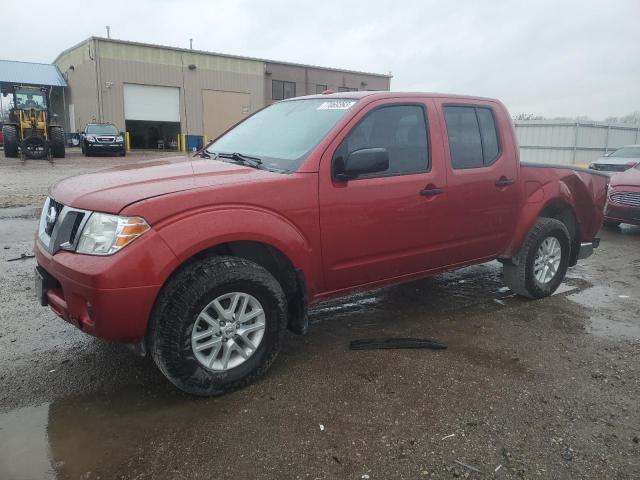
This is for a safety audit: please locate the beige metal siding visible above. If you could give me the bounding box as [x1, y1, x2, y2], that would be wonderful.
[94, 40, 264, 135]
[54, 40, 99, 132]
[265, 62, 390, 104]
[202, 90, 251, 140]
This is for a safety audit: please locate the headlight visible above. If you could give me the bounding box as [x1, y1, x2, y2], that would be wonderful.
[86, 135, 96, 143]
[116, 135, 124, 143]
[76, 213, 150, 255]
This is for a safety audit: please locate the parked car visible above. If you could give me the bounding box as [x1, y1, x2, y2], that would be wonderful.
[81, 123, 125, 156]
[34, 92, 609, 395]
[604, 163, 640, 227]
[589, 145, 640, 173]
[0, 122, 3, 146]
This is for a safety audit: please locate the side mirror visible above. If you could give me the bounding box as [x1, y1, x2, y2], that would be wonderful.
[334, 147, 389, 180]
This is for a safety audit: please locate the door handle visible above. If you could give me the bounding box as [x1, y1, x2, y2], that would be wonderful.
[420, 187, 443, 197]
[495, 177, 514, 187]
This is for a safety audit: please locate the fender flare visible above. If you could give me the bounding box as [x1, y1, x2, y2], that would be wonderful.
[154, 205, 322, 294]
[502, 181, 578, 260]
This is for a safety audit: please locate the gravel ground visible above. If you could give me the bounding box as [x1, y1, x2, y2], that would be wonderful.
[0, 150, 638, 480]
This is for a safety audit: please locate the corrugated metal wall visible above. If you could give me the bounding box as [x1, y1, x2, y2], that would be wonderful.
[54, 38, 391, 141]
[515, 121, 640, 166]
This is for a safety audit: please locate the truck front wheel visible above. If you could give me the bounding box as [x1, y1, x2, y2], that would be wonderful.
[503, 218, 571, 299]
[148, 255, 287, 396]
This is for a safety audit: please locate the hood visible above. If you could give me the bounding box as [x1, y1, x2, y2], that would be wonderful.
[610, 166, 640, 188]
[50, 156, 280, 213]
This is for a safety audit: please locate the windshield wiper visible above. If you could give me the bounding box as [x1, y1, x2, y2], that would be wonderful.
[215, 152, 263, 169]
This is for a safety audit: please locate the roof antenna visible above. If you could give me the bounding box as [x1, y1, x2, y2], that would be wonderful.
[189, 38, 193, 50]
[106, 26, 111, 39]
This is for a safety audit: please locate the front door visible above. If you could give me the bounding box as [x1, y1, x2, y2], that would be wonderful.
[319, 99, 448, 291]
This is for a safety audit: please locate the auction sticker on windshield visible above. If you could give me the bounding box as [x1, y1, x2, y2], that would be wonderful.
[317, 100, 357, 110]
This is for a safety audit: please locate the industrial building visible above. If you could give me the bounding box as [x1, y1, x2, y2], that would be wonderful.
[52, 37, 391, 150]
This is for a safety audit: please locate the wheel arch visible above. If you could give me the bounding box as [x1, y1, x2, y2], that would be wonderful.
[538, 199, 580, 266]
[156, 239, 310, 335]
[502, 196, 580, 264]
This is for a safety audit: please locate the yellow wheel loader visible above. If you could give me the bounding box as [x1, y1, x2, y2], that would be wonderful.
[2, 86, 65, 160]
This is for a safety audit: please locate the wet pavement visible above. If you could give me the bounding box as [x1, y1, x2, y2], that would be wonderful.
[1, 152, 639, 479]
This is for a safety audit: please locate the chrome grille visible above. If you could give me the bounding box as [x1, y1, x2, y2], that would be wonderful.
[45, 199, 64, 235]
[39, 197, 91, 254]
[97, 136, 115, 143]
[609, 191, 640, 207]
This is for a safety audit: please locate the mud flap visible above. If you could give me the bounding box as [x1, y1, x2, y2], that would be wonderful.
[287, 269, 309, 335]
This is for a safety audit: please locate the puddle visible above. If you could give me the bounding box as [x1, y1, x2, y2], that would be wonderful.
[568, 285, 640, 338]
[0, 404, 55, 480]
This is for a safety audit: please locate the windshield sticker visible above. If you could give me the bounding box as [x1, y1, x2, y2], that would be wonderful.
[317, 100, 357, 110]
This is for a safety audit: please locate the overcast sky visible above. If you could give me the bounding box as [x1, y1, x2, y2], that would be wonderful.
[1, 0, 638, 119]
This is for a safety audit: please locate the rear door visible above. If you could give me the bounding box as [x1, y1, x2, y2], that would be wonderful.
[434, 99, 520, 263]
[318, 97, 449, 291]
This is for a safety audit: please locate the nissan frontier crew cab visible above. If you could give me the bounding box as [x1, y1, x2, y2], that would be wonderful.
[35, 91, 609, 396]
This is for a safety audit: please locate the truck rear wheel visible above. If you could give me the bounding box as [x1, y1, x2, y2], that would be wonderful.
[50, 127, 66, 158]
[503, 218, 571, 299]
[148, 255, 287, 396]
[2, 125, 19, 157]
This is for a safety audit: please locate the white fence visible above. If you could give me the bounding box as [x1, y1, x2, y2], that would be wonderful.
[514, 121, 640, 166]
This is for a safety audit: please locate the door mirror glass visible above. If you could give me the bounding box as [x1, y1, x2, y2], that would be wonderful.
[335, 147, 389, 180]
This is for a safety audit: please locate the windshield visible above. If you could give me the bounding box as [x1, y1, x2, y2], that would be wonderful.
[15, 89, 46, 110]
[610, 146, 640, 158]
[206, 98, 358, 172]
[86, 124, 119, 135]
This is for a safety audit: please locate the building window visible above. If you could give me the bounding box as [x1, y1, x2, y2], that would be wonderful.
[443, 106, 501, 169]
[272, 80, 296, 101]
[338, 86, 358, 92]
[316, 84, 328, 94]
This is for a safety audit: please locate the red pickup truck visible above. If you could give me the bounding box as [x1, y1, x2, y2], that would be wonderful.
[34, 92, 608, 395]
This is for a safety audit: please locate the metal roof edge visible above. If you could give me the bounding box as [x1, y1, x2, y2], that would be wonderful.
[54, 36, 392, 78]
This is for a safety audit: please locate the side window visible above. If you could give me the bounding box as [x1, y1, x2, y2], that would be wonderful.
[444, 106, 501, 169]
[344, 105, 429, 177]
[476, 108, 499, 163]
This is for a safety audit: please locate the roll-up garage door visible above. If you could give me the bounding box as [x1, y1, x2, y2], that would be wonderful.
[123, 84, 180, 122]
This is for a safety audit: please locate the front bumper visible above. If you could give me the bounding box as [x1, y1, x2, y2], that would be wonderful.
[34, 229, 179, 342]
[87, 142, 124, 152]
[605, 203, 640, 226]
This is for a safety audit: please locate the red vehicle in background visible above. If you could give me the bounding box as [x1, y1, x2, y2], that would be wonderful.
[34, 91, 609, 395]
[604, 164, 640, 227]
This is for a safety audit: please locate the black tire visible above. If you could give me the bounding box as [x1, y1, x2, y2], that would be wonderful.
[22, 136, 48, 160]
[603, 220, 620, 228]
[120, 148, 126, 157]
[148, 255, 287, 396]
[2, 125, 19, 157]
[50, 127, 65, 158]
[503, 218, 571, 299]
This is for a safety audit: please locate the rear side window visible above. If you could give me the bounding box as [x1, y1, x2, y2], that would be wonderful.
[344, 104, 429, 177]
[444, 106, 501, 169]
